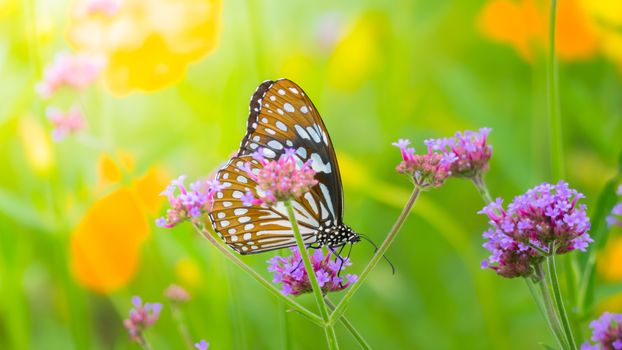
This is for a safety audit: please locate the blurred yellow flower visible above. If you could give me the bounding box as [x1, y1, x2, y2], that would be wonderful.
[327, 12, 387, 91]
[175, 257, 202, 288]
[17, 115, 54, 174]
[478, 0, 598, 61]
[67, 0, 222, 95]
[70, 187, 149, 293]
[131, 166, 168, 216]
[597, 235, 622, 281]
[581, 0, 622, 74]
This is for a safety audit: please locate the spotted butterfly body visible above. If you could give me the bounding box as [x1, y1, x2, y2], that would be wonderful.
[208, 79, 359, 254]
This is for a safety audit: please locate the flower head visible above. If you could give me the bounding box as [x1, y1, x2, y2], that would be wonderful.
[164, 284, 191, 303]
[424, 128, 493, 178]
[268, 247, 358, 296]
[123, 296, 162, 342]
[46, 105, 86, 141]
[195, 340, 209, 350]
[480, 181, 592, 278]
[242, 148, 317, 207]
[606, 185, 622, 228]
[392, 139, 455, 188]
[581, 312, 622, 350]
[36, 52, 105, 99]
[75, 0, 122, 16]
[156, 176, 223, 228]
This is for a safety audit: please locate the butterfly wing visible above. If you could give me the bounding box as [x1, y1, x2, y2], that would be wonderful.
[238, 79, 343, 224]
[209, 79, 345, 254]
[209, 156, 319, 254]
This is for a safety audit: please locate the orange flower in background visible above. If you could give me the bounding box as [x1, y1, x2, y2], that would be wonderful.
[478, 0, 598, 61]
[71, 152, 168, 293]
[67, 0, 222, 95]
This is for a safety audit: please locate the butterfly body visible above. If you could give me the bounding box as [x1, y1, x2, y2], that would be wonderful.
[209, 79, 359, 255]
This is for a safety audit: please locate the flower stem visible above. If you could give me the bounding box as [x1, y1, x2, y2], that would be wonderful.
[547, 0, 564, 181]
[325, 298, 371, 350]
[329, 186, 421, 324]
[547, 247, 577, 350]
[285, 201, 339, 350]
[192, 223, 323, 327]
[137, 334, 153, 350]
[472, 174, 493, 204]
[535, 263, 568, 349]
[170, 303, 194, 350]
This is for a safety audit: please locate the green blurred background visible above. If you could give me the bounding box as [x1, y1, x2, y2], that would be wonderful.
[1, 0, 622, 349]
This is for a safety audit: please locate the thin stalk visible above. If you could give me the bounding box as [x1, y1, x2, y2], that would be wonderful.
[192, 223, 323, 326]
[472, 174, 493, 204]
[535, 263, 568, 349]
[285, 201, 339, 350]
[547, 0, 563, 180]
[170, 304, 194, 350]
[137, 334, 153, 350]
[330, 186, 421, 324]
[326, 298, 371, 350]
[547, 248, 577, 349]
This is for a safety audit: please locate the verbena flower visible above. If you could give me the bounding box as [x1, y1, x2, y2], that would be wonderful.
[268, 247, 358, 296]
[242, 148, 317, 207]
[164, 284, 191, 303]
[156, 175, 223, 228]
[36, 52, 105, 99]
[392, 138, 456, 188]
[581, 312, 622, 350]
[424, 128, 493, 178]
[606, 185, 622, 228]
[480, 181, 592, 278]
[46, 105, 86, 141]
[123, 296, 162, 342]
[195, 340, 210, 350]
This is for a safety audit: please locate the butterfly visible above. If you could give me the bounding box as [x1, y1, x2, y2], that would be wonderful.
[208, 79, 360, 254]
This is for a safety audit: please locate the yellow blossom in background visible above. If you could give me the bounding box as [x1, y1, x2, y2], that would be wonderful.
[131, 166, 168, 216]
[17, 115, 54, 174]
[478, 0, 598, 61]
[580, 0, 622, 74]
[597, 235, 622, 281]
[70, 187, 149, 293]
[175, 257, 202, 288]
[67, 0, 222, 95]
[327, 12, 387, 91]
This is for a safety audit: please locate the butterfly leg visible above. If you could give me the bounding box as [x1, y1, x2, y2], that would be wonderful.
[289, 243, 321, 273]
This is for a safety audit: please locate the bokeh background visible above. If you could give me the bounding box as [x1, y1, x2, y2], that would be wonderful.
[2, 0, 622, 349]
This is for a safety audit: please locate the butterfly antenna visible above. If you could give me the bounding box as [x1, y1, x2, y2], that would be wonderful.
[358, 234, 396, 275]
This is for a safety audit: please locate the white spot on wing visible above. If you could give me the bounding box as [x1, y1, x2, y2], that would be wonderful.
[263, 148, 276, 158]
[307, 126, 321, 143]
[283, 103, 295, 113]
[278, 89, 286, 95]
[268, 140, 283, 150]
[276, 121, 288, 131]
[300, 106, 309, 114]
[243, 233, 252, 240]
[295, 125, 310, 140]
[236, 175, 248, 183]
[311, 153, 332, 173]
[296, 147, 307, 158]
[234, 208, 248, 215]
[320, 183, 335, 217]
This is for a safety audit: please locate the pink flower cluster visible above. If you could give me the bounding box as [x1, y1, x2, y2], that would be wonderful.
[392, 139, 457, 188]
[606, 185, 622, 228]
[581, 312, 622, 350]
[424, 128, 492, 178]
[164, 284, 191, 303]
[480, 181, 592, 278]
[156, 175, 223, 228]
[241, 148, 318, 207]
[36, 52, 105, 99]
[75, 0, 122, 16]
[46, 105, 86, 141]
[123, 296, 162, 342]
[268, 247, 358, 296]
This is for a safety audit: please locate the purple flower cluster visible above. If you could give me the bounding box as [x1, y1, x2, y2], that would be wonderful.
[606, 185, 622, 228]
[195, 339, 210, 350]
[424, 128, 492, 178]
[268, 247, 358, 296]
[123, 296, 162, 342]
[36, 52, 105, 99]
[581, 312, 622, 350]
[480, 181, 592, 278]
[156, 175, 223, 228]
[392, 139, 456, 188]
[241, 148, 317, 207]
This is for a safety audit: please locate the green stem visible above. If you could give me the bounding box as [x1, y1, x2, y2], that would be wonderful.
[547, 0, 563, 180]
[547, 246, 577, 350]
[472, 174, 493, 204]
[192, 223, 323, 326]
[170, 304, 194, 350]
[285, 201, 339, 350]
[137, 334, 153, 350]
[534, 264, 568, 349]
[329, 186, 421, 324]
[326, 298, 371, 350]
